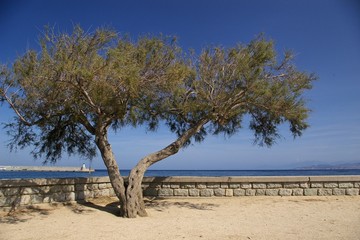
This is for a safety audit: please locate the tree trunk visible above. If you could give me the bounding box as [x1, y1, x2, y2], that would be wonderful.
[125, 119, 209, 218]
[94, 119, 207, 218]
[126, 165, 148, 218]
[95, 129, 128, 216]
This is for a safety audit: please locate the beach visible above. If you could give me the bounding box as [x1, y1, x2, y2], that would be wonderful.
[1, 196, 359, 240]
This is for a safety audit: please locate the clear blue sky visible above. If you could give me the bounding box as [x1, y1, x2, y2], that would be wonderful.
[0, 0, 359, 170]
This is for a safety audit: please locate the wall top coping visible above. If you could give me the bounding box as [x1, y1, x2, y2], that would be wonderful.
[1, 175, 360, 187]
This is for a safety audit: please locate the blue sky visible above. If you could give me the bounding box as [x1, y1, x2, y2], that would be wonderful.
[0, 0, 359, 170]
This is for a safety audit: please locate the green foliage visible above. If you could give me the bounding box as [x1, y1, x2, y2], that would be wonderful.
[0, 26, 315, 163]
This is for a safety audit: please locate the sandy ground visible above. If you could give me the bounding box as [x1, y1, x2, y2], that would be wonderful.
[1, 196, 360, 240]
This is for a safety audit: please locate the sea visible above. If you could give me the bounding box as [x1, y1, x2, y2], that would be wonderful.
[1, 169, 360, 179]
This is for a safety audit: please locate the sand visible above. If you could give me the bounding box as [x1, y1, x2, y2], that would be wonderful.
[1, 196, 359, 240]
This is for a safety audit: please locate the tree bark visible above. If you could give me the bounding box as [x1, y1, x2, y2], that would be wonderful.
[95, 127, 128, 216]
[94, 119, 207, 218]
[125, 119, 208, 218]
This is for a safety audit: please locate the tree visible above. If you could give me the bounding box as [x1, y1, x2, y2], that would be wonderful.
[0, 26, 315, 218]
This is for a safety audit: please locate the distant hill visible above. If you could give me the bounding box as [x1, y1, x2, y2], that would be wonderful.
[296, 162, 360, 170]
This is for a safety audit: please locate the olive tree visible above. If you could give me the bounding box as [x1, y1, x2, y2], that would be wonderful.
[0, 26, 315, 218]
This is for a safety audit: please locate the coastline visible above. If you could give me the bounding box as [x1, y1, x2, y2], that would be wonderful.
[0, 166, 94, 172]
[1, 169, 360, 180]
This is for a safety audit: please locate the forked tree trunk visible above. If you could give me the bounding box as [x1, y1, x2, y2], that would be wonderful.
[126, 165, 148, 217]
[125, 119, 209, 218]
[95, 129, 128, 216]
[96, 119, 208, 218]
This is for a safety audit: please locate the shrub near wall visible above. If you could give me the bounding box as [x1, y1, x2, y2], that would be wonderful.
[1, 176, 360, 209]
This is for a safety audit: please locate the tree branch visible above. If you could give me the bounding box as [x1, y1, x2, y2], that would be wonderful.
[136, 118, 208, 168]
[78, 110, 96, 134]
[1, 93, 32, 126]
[79, 85, 102, 114]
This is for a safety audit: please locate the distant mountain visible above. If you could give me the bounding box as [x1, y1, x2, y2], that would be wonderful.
[296, 162, 360, 170]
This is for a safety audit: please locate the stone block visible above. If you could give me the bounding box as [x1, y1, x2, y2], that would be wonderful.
[292, 189, 304, 196]
[143, 188, 158, 196]
[30, 195, 45, 204]
[50, 185, 64, 193]
[181, 183, 196, 189]
[354, 182, 360, 188]
[20, 195, 31, 205]
[150, 183, 161, 188]
[158, 189, 173, 197]
[98, 183, 108, 189]
[43, 196, 51, 203]
[174, 189, 188, 196]
[214, 188, 225, 196]
[256, 189, 265, 196]
[333, 188, 345, 195]
[41, 186, 51, 194]
[318, 189, 332, 196]
[2, 196, 19, 207]
[252, 183, 266, 189]
[93, 190, 103, 198]
[84, 190, 94, 199]
[245, 189, 256, 196]
[220, 183, 229, 189]
[86, 184, 98, 191]
[23, 187, 36, 195]
[233, 189, 245, 196]
[283, 183, 300, 188]
[76, 191, 85, 200]
[51, 193, 66, 202]
[300, 183, 309, 188]
[75, 184, 86, 191]
[225, 189, 233, 197]
[162, 184, 171, 188]
[170, 184, 180, 189]
[309, 176, 360, 182]
[207, 183, 220, 189]
[66, 192, 76, 201]
[339, 183, 354, 188]
[267, 183, 282, 189]
[200, 189, 214, 197]
[65, 185, 75, 192]
[324, 183, 338, 188]
[2, 188, 21, 196]
[197, 183, 207, 189]
[240, 183, 252, 189]
[0, 196, 6, 206]
[279, 189, 292, 196]
[229, 184, 240, 189]
[189, 189, 200, 197]
[109, 189, 116, 197]
[304, 189, 318, 196]
[311, 183, 323, 188]
[101, 189, 110, 197]
[346, 188, 359, 196]
[265, 189, 279, 196]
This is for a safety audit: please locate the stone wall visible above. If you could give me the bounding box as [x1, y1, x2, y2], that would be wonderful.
[1, 176, 360, 209]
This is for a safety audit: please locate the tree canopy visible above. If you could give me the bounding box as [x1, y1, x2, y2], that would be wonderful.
[0, 26, 315, 217]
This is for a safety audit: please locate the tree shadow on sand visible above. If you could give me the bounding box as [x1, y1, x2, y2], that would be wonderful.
[75, 200, 121, 216]
[145, 198, 220, 212]
[74, 197, 220, 216]
[0, 196, 220, 222]
[0, 205, 52, 224]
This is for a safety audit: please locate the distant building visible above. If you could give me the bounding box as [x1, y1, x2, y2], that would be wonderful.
[81, 163, 86, 170]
